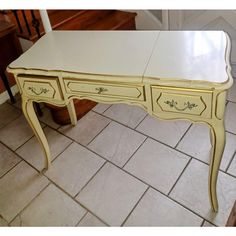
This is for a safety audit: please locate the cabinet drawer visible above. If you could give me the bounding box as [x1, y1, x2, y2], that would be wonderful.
[151, 86, 212, 118]
[64, 79, 145, 101]
[18, 76, 62, 100]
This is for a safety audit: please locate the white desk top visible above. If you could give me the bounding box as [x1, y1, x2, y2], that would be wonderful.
[9, 31, 159, 77]
[145, 31, 229, 83]
[9, 30, 230, 83]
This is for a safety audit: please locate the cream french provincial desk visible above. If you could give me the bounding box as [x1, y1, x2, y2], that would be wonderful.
[7, 31, 233, 212]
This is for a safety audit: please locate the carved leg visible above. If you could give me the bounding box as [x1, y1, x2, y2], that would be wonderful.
[208, 120, 226, 212]
[67, 99, 77, 126]
[22, 98, 51, 170]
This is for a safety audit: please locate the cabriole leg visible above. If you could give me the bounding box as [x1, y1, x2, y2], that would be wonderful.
[22, 98, 51, 170]
[208, 120, 226, 212]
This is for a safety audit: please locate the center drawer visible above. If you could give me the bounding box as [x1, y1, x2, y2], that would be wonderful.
[64, 79, 145, 101]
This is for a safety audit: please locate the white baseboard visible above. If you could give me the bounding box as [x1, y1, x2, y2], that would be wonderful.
[0, 84, 19, 105]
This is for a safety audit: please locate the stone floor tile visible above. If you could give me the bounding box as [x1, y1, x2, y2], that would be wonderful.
[0, 162, 49, 222]
[170, 159, 236, 226]
[58, 111, 110, 146]
[76, 163, 147, 226]
[9, 184, 86, 226]
[16, 126, 72, 170]
[45, 142, 105, 196]
[124, 188, 203, 226]
[77, 212, 107, 227]
[227, 81, 236, 103]
[88, 121, 146, 167]
[92, 103, 111, 114]
[0, 143, 21, 178]
[103, 104, 147, 128]
[124, 138, 189, 194]
[0, 217, 8, 226]
[227, 154, 236, 177]
[39, 107, 61, 129]
[225, 102, 236, 134]
[0, 103, 21, 129]
[177, 124, 236, 171]
[136, 115, 190, 147]
[0, 115, 45, 151]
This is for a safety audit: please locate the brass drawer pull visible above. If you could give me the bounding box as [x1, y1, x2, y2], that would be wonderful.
[95, 87, 108, 94]
[164, 99, 198, 111]
[28, 87, 50, 95]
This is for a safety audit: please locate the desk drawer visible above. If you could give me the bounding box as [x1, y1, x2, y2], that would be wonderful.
[151, 86, 212, 118]
[64, 79, 145, 101]
[18, 76, 62, 100]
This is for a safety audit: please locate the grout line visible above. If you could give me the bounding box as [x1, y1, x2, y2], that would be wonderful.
[42, 177, 109, 226]
[225, 129, 236, 137]
[0, 159, 23, 180]
[121, 186, 149, 226]
[174, 123, 192, 149]
[134, 113, 148, 130]
[122, 137, 148, 168]
[167, 157, 192, 196]
[73, 161, 107, 199]
[86, 120, 111, 147]
[227, 100, 236, 104]
[225, 150, 236, 173]
[201, 219, 205, 227]
[8, 182, 51, 226]
[75, 211, 89, 226]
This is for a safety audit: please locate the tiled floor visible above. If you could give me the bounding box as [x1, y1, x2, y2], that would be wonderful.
[0, 82, 236, 227]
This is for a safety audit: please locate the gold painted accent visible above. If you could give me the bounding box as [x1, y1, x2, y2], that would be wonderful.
[95, 87, 108, 94]
[28, 87, 49, 95]
[164, 99, 198, 111]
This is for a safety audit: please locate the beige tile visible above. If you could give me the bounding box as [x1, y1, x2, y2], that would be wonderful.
[0, 162, 49, 222]
[124, 138, 189, 194]
[88, 122, 146, 167]
[170, 159, 236, 226]
[59, 111, 110, 146]
[0, 115, 45, 151]
[93, 103, 111, 114]
[136, 115, 190, 147]
[16, 127, 72, 171]
[0, 103, 21, 129]
[10, 184, 86, 226]
[177, 124, 236, 171]
[227, 154, 236, 177]
[39, 107, 61, 129]
[227, 81, 236, 102]
[78, 212, 107, 227]
[0, 217, 8, 226]
[76, 163, 147, 226]
[202, 221, 215, 227]
[225, 102, 236, 134]
[0, 143, 21, 178]
[45, 142, 105, 196]
[103, 104, 147, 128]
[124, 188, 202, 226]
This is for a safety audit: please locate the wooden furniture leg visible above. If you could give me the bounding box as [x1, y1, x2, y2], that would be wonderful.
[22, 98, 51, 170]
[67, 99, 77, 126]
[208, 120, 226, 212]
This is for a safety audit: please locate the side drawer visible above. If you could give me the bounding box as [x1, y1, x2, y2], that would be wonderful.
[151, 86, 212, 118]
[64, 79, 145, 101]
[18, 75, 62, 100]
